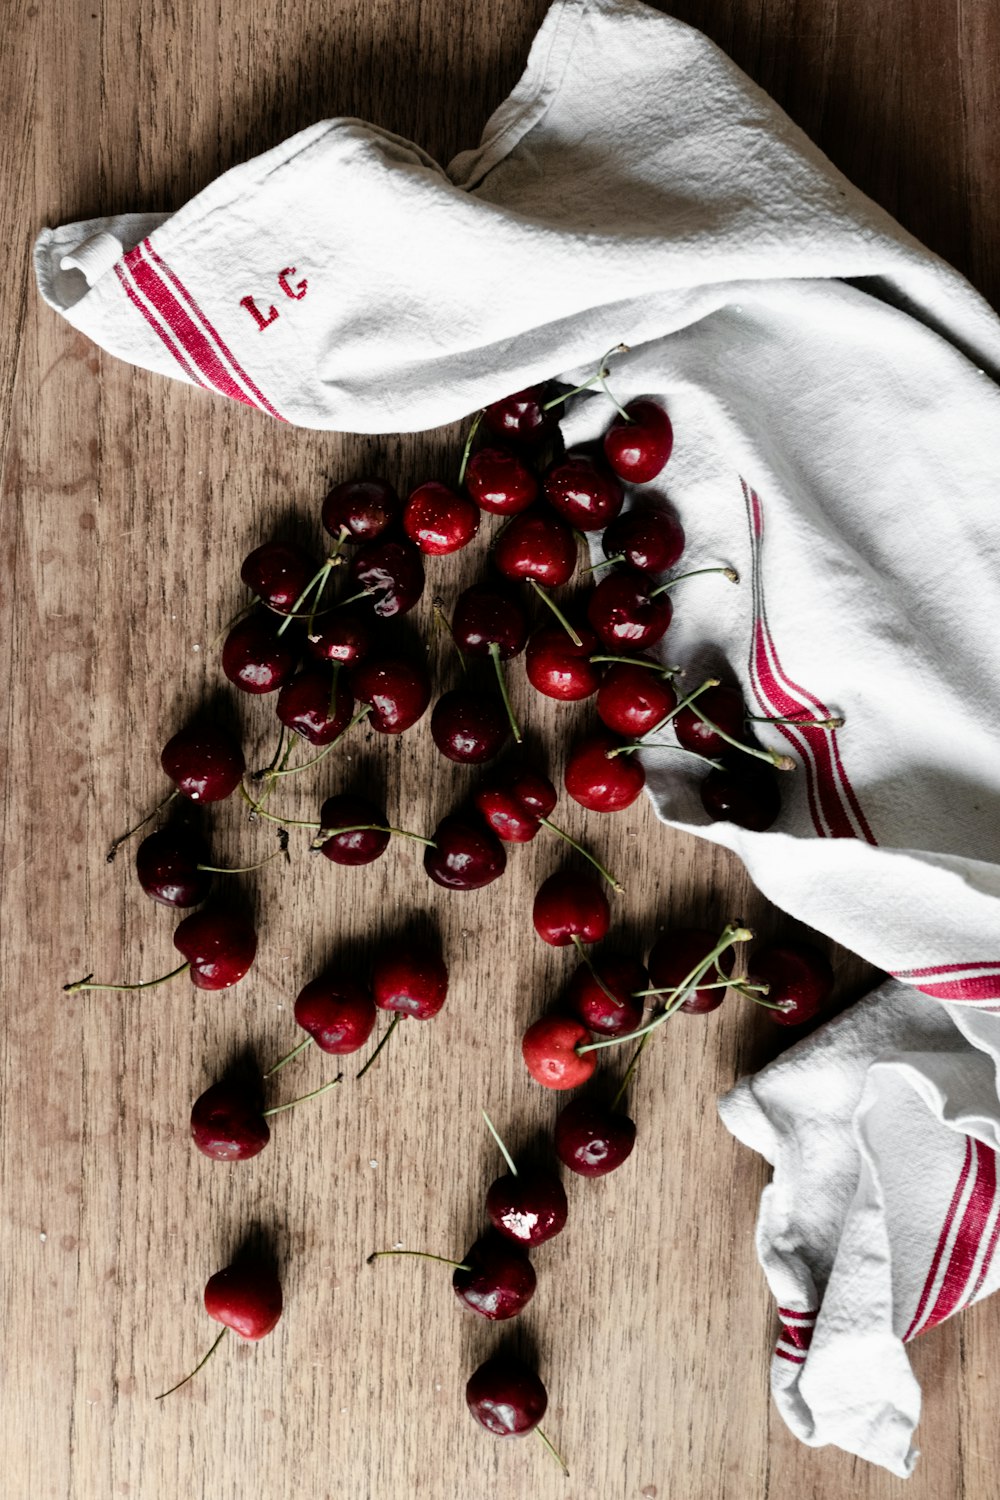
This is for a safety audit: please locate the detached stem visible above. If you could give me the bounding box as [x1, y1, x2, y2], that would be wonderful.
[262, 1073, 343, 1117]
[489, 641, 522, 744]
[536, 1427, 570, 1477]
[528, 578, 583, 647]
[198, 831, 290, 874]
[538, 818, 622, 892]
[650, 566, 739, 597]
[366, 1249, 470, 1271]
[263, 1037, 314, 1078]
[356, 1013, 401, 1080]
[63, 962, 191, 995]
[106, 788, 179, 863]
[155, 1326, 228, 1401]
[482, 1109, 518, 1177]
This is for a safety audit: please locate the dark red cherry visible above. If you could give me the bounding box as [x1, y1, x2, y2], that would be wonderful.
[602, 506, 684, 573]
[596, 662, 676, 738]
[431, 689, 510, 764]
[603, 399, 674, 483]
[544, 454, 624, 531]
[674, 685, 745, 758]
[161, 725, 245, 804]
[473, 765, 557, 843]
[136, 827, 212, 908]
[747, 942, 833, 1026]
[452, 584, 528, 660]
[587, 568, 672, 651]
[525, 622, 601, 701]
[306, 607, 373, 667]
[221, 613, 299, 695]
[424, 814, 507, 891]
[276, 666, 354, 745]
[348, 536, 425, 617]
[564, 730, 646, 813]
[173, 909, 258, 990]
[465, 447, 538, 515]
[533, 870, 610, 947]
[204, 1260, 283, 1340]
[466, 1355, 548, 1436]
[350, 656, 431, 733]
[294, 973, 377, 1052]
[190, 1079, 269, 1161]
[555, 1097, 636, 1176]
[317, 793, 390, 866]
[403, 481, 480, 555]
[240, 540, 319, 614]
[493, 507, 577, 588]
[482, 386, 555, 447]
[567, 953, 647, 1034]
[647, 928, 734, 1014]
[522, 1015, 595, 1090]
[452, 1233, 536, 1320]
[372, 942, 448, 1020]
[322, 477, 399, 543]
[700, 758, 781, 831]
[486, 1169, 568, 1247]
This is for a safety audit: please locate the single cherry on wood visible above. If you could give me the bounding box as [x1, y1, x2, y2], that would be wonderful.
[322, 477, 400, 544]
[136, 826, 213, 908]
[554, 1096, 637, 1177]
[241, 540, 320, 614]
[372, 942, 449, 1021]
[64, 908, 258, 996]
[222, 612, 299, 695]
[431, 688, 510, 765]
[466, 1355, 568, 1473]
[294, 972, 377, 1052]
[600, 506, 684, 574]
[532, 870, 611, 947]
[367, 1233, 535, 1322]
[156, 1258, 283, 1399]
[403, 481, 480, 555]
[465, 447, 539, 515]
[521, 1015, 595, 1090]
[602, 399, 674, 483]
[544, 454, 624, 531]
[482, 1110, 568, 1248]
[190, 1079, 271, 1162]
[564, 729, 646, 814]
[108, 723, 247, 864]
[350, 655, 431, 733]
[746, 941, 834, 1025]
[424, 814, 507, 891]
[525, 621, 601, 702]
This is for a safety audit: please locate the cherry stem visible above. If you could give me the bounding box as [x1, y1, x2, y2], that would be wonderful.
[336, 588, 375, 608]
[155, 1326, 228, 1401]
[63, 961, 191, 995]
[687, 706, 796, 771]
[106, 788, 179, 863]
[262, 1073, 343, 1117]
[356, 1013, 401, 1080]
[589, 654, 681, 677]
[366, 1249, 470, 1271]
[263, 1036, 314, 1077]
[198, 830, 290, 874]
[434, 598, 467, 672]
[489, 641, 522, 744]
[634, 978, 768, 997]
[327, 662, 342, 719]
[246, 735, 296, 816]
[746, 712, 844, 729]
[611, 1035, 649, 1111]
[538, 818, 622, 892]
[266, 706, 372, 782]
[536, 1427, 570, 1477]
[277, 558, 337, 637]
[606, 677, 720, 756]
[210, 600, 256, 650]
[571, 934, 623, 1008]
[240, 787, 323, 831]
[310, 824, 435, 851]
[650, 566, 739, 597]
[527, 578, 583, 647]
[542, 344, 630, 416]
[481, 1109, 518, 1177]
[581, 555, 621, 574]
[457, 409, 485, 488]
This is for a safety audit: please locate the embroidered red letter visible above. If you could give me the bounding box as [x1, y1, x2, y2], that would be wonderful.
[239, 295, 279, 331]
[278, 266, 308, 300]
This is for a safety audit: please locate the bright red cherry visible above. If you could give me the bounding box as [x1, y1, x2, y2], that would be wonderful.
[603, 399, 674, 483]
[306, 607, 372, 667]
[747, 942, 833, 1026]
[136, 827, 212, 907]
[294, 973, 377, 1052]
[647, 928, 734, 1014]
[493, 507, 577, 588]
[316, 793, 391, 865]
[522, 1015, 595, 1090]
[596, 662, 676, 738]
[350, 656, 431, 733]
[221, 613, 299, 695]
[424, 814, 507, 891]
[161, 725, 245, 804]
[465, 447, 538, 515]
[486, 1170, 568, 1248]
[525, 622, 600, 701]
[544, 454, 624, 531]
[533, 870, 610, 947]
[564, 730, 645, 813]
[372, 942, 448, 1020]
[431, 689, 510, 764]
[674, 685, 745, 758]
[482, 386, 555, 447]
[602, 505, 684, 573]
[473, 766, 557, 843]
[453, 1233, 536, 1321]
[204, 1260, 283, 1340]
[173, 909, 258, 990]
[347, 536, 425, 617]
[700, 759, 781, 831]
[466, 1355, 548, 1437]
[586, 568, 672, 651]
[322, 478, 399, 543]
[276, 666, 354, 744]
[567, 953, 646, 1035]
[190, 1079, 270, 1161]
[403, 481, 480, 555]
[554, 1097, 636, 1176]
[240, 540, 319, 613]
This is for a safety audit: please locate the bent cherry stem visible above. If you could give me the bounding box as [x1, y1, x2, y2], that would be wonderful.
[537, 818, 621, 892]
[156, 1326, 228, 1401]
[276, 535, 350, 638]
[261, 1074, 343, 1117]
[106, 789, 179, 863]
[197, 830, 290, 874]
[649, 566, 739, 596]
[687, 705, 796, 772]
[63, 962, 190, 995]
[747, 711, 845, 729]
[367, 1249, 470, 1270]
[457, 409, 485, 489]
[356, 1013, 402, 1081]
[542, 343, 630, 419]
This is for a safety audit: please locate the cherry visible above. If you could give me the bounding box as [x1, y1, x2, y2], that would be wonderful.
[567, 953, 647, 1035]
[482, 386, 555, 447]
[564, 729, 646, 813]
[596, 662, 676, 738]
[294, 972, 377, 1052]
[161, 724, 245, 804]
[554, 1096, 636, 1176]
[424, 814, 507, 890]
[350, 655, 431, 733]
[240, 540, 319, 614]
[482, 1112, 568, 1247]
[452, 583, 528, 659]
[322, 477, 399, 544]
[522, 1015, 595, 1090]
[315, 793, 391, 865]
[603, 399, 673, 483]
[372, 942, 448, 1020]
[205, 1259, 283, 1340]
[587, 567, 672, 651]
[601, 506, 684, 573]
[403, 481, 480, 555]
[532, 870, 610, 947]
[544, 454, 624, 531]
[173, 909, 258, 990]
[674, 685, 746, 759]
[190, 1079, 270, 1161]
[136, 826, 212, 907]
[493, 507, 577, 589]
[525, 621, 600, 701]
[700, 758, 781, 831]
[647, 928, 735, 1014]
[452, 1232, 536, 1320]
[306, 607, 372, 667]
[465, 447, 538, 514]
[276, 666, 354, 745]
[473, 765, 558, 842]
[466, 1354, 548, 1438]
[347, 535, 425, 617]
[431, 688, 510, 764]
[747, 942, 833, 1025]
[221, 612, 299, 695]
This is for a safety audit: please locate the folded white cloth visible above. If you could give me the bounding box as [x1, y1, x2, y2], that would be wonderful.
[33, 0, 1000, 1474]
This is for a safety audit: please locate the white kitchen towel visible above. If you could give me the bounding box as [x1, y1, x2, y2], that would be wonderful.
[33, 0, 1000, 1474]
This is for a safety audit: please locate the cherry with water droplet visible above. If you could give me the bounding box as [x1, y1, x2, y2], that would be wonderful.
[567, 953, 647, 1035]
[306, 607, 373, 667]
[473, 765, 557, 842]
[493, 507, 577, 589]
[524, 621, 600, 701]
[322, 478, 400, 544]
[603, 399, 674, 483]
[544, 454, 624, 531]
[222, 612, 299, 695]
[564, 729, 646, 813]
[347, 535, 425, 617]
[64, 909, 258, 996]
[350, 655, 431, 733]
[431, 688, 510, 764]
[276, 666, 354, 745]
[403, 481, 480, 555]
[294, 972, 377, 1052]
[240, 540, 320, 613]
[482, 386, 556, 447]
[190, 1079, 270, 1161]
[465, 447, 539, 515]
[161, 725, 246, 805]
[554, 1096, 636, 1176]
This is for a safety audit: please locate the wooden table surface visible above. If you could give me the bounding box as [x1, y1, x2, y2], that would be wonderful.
[3, 3, 998, 1498]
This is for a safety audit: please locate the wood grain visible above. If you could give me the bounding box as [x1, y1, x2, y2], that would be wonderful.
[2, 3, 997, 1498]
